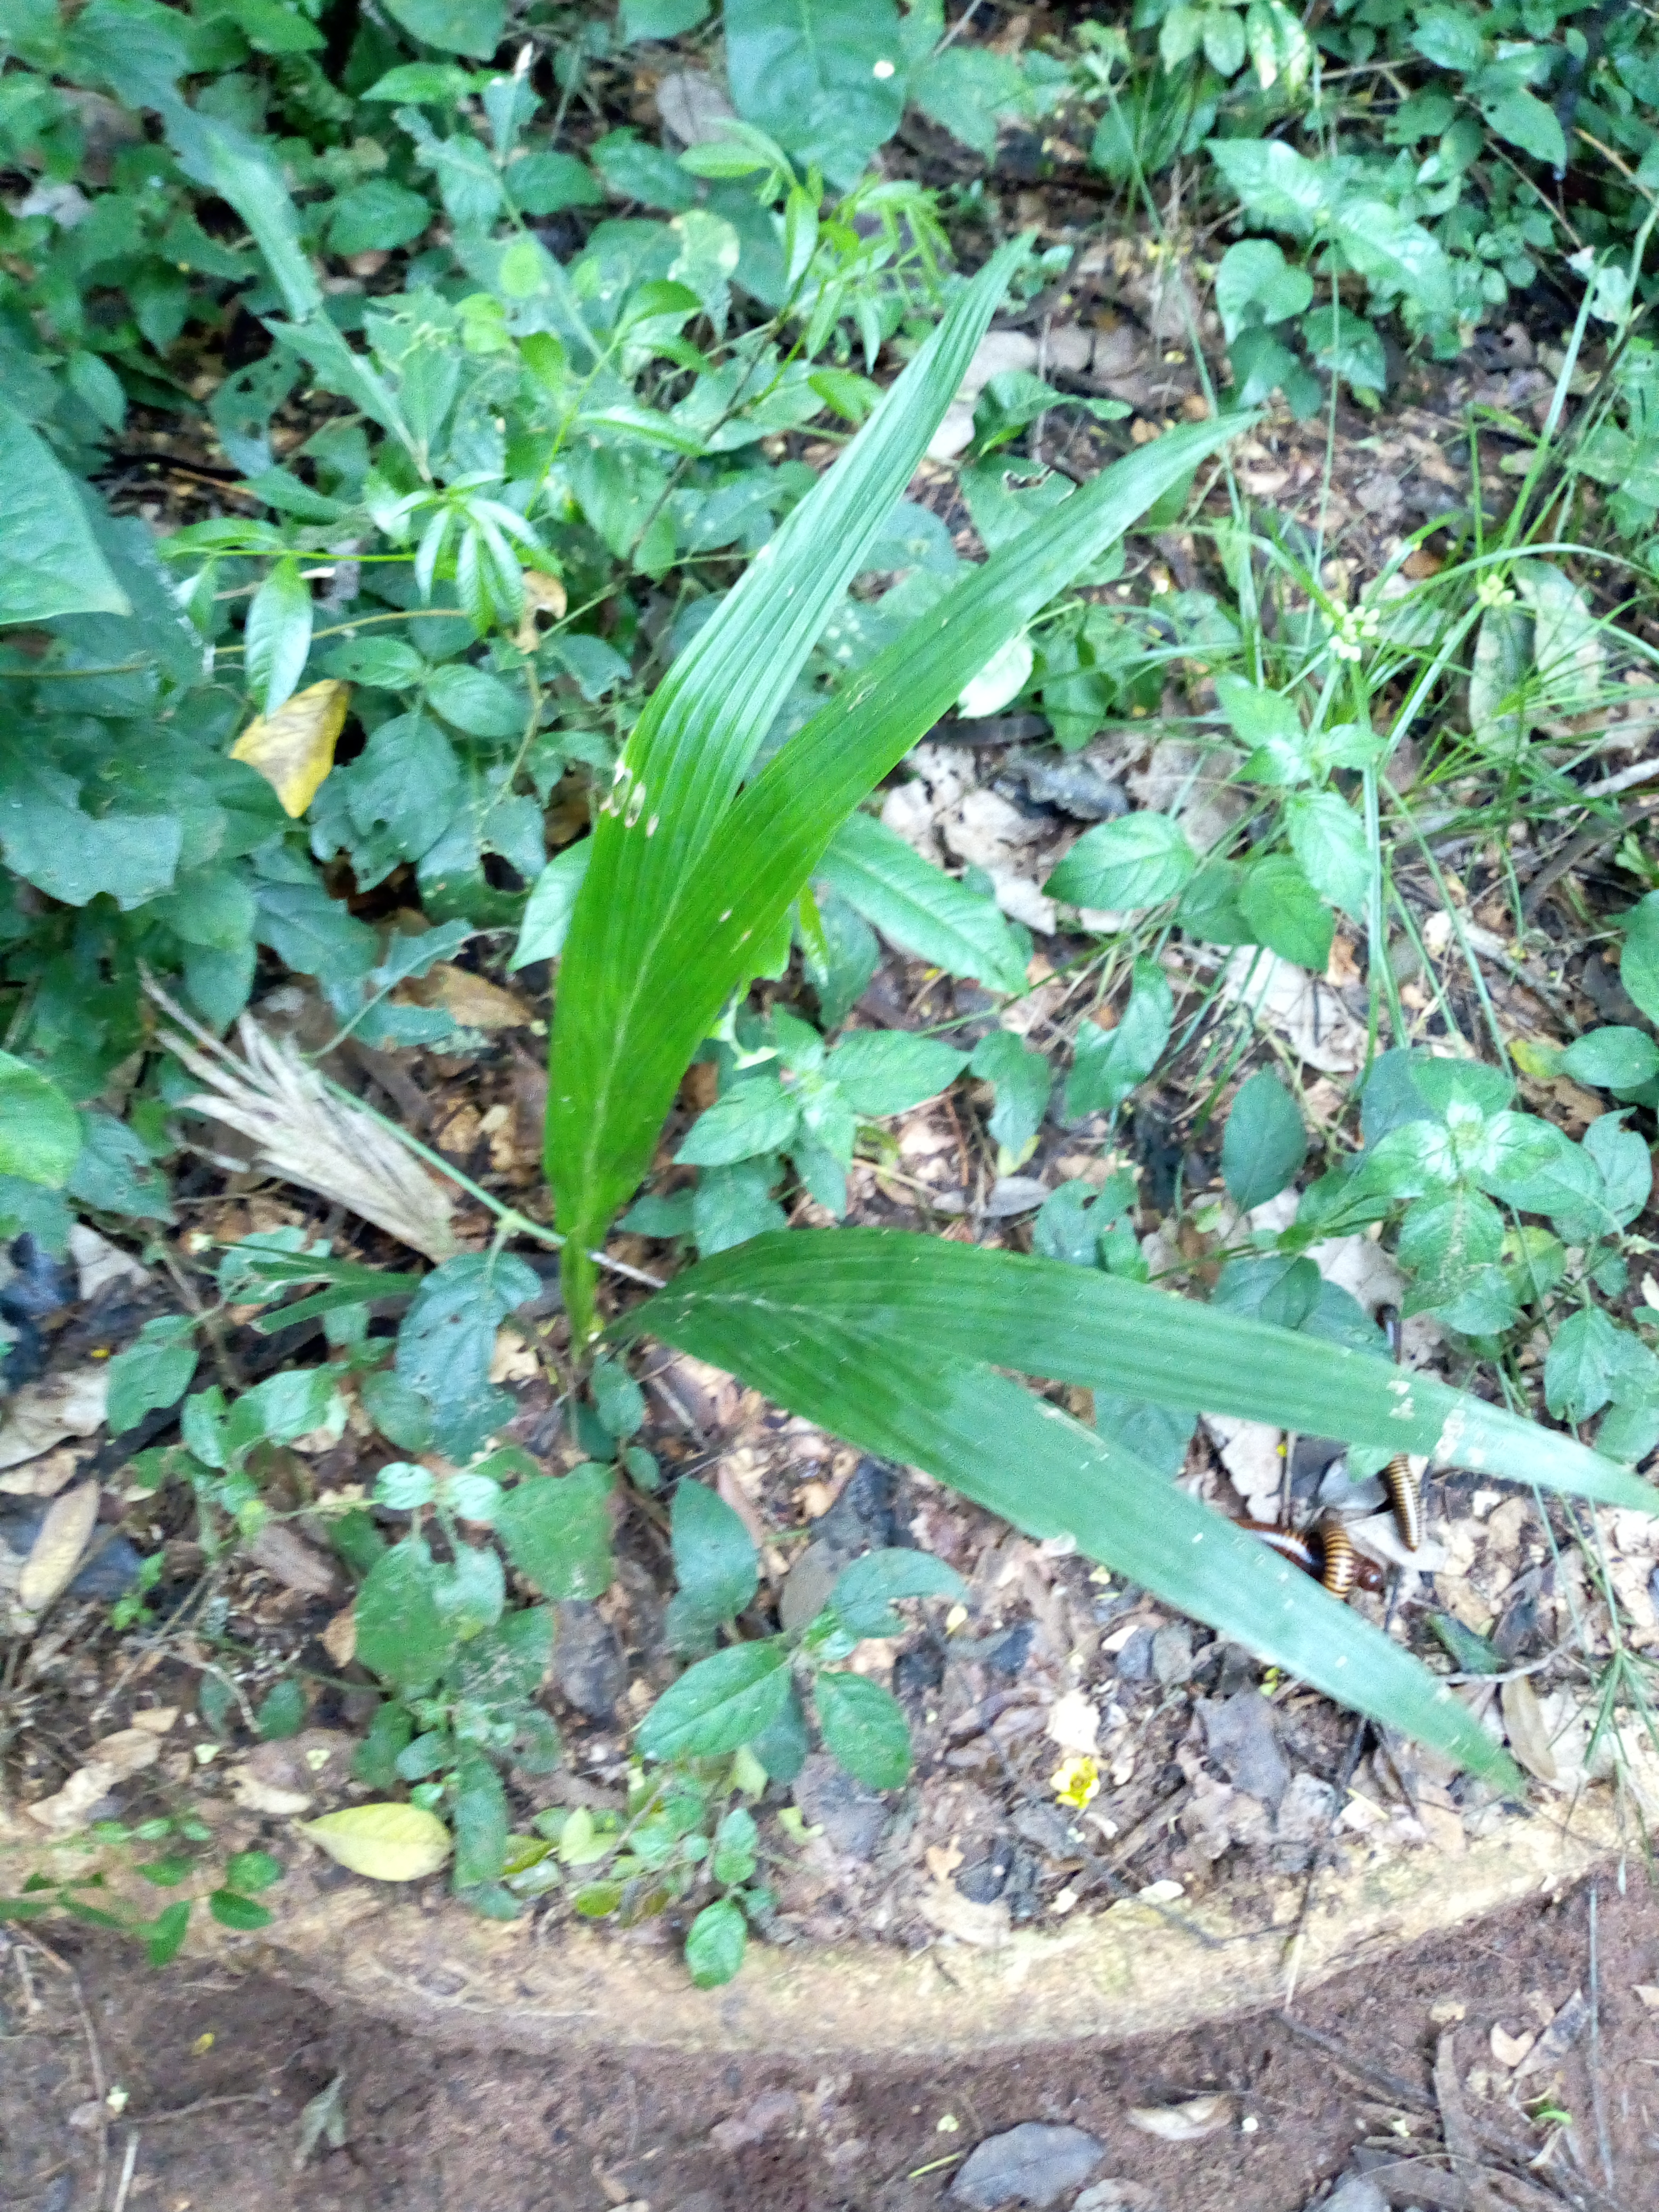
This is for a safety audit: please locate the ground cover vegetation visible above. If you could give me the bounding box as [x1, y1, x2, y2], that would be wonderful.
[3, 0, 1659, 1986]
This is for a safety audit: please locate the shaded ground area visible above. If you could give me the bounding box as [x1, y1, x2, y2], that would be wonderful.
[3, 1871, 1656, 2212]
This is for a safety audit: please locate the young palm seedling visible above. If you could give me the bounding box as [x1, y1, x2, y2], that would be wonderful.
[544, 243, 1658, 1800]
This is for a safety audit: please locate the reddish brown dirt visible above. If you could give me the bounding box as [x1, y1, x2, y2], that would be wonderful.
[3, 1872, 1656, 2212]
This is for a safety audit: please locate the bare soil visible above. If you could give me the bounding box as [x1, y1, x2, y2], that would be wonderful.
[4, 1870, 1656, 2212]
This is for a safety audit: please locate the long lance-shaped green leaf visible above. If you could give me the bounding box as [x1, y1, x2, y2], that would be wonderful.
[674, 418, 1244, 1012]
[625, 1293, 1521, 1787]
[552, 416, 1245, 1271]
[547, 241, 1030, 1278]
[638, 1230, 1658, 1515]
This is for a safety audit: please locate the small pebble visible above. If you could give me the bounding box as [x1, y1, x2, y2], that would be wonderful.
[792, 1753, 886, 1861]
[1151, 1622, 1194, 1685]
[552, 1602, 626, 1720]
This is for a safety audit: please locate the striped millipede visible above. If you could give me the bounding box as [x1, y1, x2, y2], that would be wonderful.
[1381, 1454, 1423, 1551]
[1239, 1518, 1386, 1598]
[1377, 1306, 1426, 1553]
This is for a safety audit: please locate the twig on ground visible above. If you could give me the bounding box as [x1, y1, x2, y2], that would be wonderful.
[1435, 2027, 1500, 2212]
[127, 2091, 270, 2125]
[110, 2131, 140, 2212]
[1588, 1883, 1616, 2192]
[1275, 2014, 1637, 2212]
[1519, 794, 1659, 920]
[27, 1938, 110, 2212]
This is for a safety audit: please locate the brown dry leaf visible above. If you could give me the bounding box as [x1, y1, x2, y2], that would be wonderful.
[0, 1366, 111, 1471]
[321, 1602, 357, 1668]
[26, 1727, 161, 1833]
[1501, 1674, 1559, 1782]
[155, 988, 458, 1261]
[246, 1522, 342, 1601]
[0, 1443, 86, 1498]
[915, 1882, 1011, 1948]
[1218, 946, 1367, 1074]
[1432, 2030, 1499, 2212]
[230, 680, 350, 817]
[716, 1460, 772, 1552]
[16, 1479, 100, 1613]
[1633, 1984, 1659, 2009]
[398, 963, 532, 1030]
[1201, 1413, 1283, 1515]
[925, 1841, 964, 1883]
[1125, 2095, 1233, 2142]
[1489, 2023, 1535, 2069]
[1325, 935, 1362, 988]
[513, 568, 567, 649]
[1074, 2186, 1163, 2212]
[129, 1706, 178, 1736]
[229, 1770, 314, 1818]
[69, 1222, 151, 1299]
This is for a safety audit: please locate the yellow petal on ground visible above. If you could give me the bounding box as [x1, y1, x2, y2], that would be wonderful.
[230, 680, 350, 817]
[300, 1802, 452, 1882]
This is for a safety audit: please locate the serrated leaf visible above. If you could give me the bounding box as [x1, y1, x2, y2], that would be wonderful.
[814, 1670, 912, 1789]
[354, 1537, 456, 1690]
[817, 811, 1028, 993]
[1561, 1028, 1659, 1091]
[665, 1477, 758, 1654]
[512, 841, 591, 968]
[0, 1053, 82, 1187]
[209, 1889, 274, 1931]
[1045, 812, 1196, 911]
[1285, 790, 1369, 918]
[830, 1546, 966, 1638]
[676, 1072, 800, 1166]
[1065, 958, 1171, 1118]
[1238, 854, 1332, 971]
[0, 398, 129, 624]
[301, 1802, 453, 1882]
[636, 1640, 792, 1761]
[451, 1748, 509, 1887]
[826, 1031, 968, 1117]
[495, 1465, 615, 1599]
[106, 1321, 199, 1435]
[969, 1028, 1052, 1159]
[230, 681, 351, 818]
[395, 1252, 541, 1462]
[684, 1895, 747, 1985]
[244, 558, 314, 717]
[1222, 1069, 1307, 1210]
[382, 0, 504, 57]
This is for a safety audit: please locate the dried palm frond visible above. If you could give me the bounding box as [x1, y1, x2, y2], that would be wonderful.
[146, 982, 459, 1262]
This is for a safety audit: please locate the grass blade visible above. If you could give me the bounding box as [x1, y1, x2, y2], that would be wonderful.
[628, 1291, 1521, 1786]
[636, 1229, 1657, 1513]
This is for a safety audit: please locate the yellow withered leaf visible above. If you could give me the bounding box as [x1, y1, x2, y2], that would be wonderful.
[300, 1802, 452, 1882]
[230, 680, 350, 817]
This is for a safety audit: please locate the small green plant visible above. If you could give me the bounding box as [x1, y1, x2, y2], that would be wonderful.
[0, 1817, 282, 1963]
